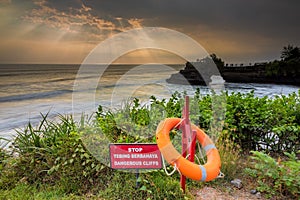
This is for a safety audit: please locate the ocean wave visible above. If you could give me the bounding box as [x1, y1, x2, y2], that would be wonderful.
[0, 75, 99, 89]
[0, 90, 73, 103]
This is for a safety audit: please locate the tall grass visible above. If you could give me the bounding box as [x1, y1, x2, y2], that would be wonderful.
[1, 113, 109, 193]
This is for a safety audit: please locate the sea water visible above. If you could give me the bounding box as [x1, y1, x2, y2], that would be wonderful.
[1, 64, 299, 140]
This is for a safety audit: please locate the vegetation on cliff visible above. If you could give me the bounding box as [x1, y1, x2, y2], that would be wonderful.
[266, 45, 300, 78]
[168, 45, 300, 85]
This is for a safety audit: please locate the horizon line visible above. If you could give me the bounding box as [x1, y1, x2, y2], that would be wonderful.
[0, 63, 185, 65]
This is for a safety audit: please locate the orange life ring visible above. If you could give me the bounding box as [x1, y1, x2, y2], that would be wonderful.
[156, 118, 221, 181]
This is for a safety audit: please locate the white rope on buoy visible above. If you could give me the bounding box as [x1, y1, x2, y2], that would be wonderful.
[174, 118, 185, 129]
[161, 154, 181, 176]
[160, 118, 184, 176]
[197, 142, 206, 164]
[217, 171, 225, 178]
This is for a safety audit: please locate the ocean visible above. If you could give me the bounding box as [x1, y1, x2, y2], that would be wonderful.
[1, 64, 299, 140]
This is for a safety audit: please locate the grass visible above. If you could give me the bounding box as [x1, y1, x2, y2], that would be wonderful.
[0, 183, 102, 200]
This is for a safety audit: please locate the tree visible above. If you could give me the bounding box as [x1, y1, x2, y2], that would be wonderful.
[265, 45, 300, 77]
[210, 53, 225, 72]
[281, 45, 300, 61]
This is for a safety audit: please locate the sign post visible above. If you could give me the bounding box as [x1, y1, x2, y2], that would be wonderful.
[109, 143, 162, 170]
[109, 143, 162, 187]
[179, 96, 196, 193]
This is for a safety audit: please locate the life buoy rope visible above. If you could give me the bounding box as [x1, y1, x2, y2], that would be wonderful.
[156, 118, 221, 181]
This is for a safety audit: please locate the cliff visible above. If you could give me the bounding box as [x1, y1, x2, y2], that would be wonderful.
[167, 62, 300, 86]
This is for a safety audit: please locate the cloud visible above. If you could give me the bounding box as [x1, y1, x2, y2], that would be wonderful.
[0, 0, 147, 63]
[50, 0, 299, 62]
[78, 1, 298, 28]
[76, 0, 300, 45]
[1, 0, 299, 63]
[20, 0, 144, 43]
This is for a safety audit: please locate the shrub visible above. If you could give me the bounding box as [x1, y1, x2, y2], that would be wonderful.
[216, 131, 241, 180]
[0, 138, 9, 173]
[245, 150, 300, 199]
[220, 91, 300, 154]
[1, 114, 109, 194]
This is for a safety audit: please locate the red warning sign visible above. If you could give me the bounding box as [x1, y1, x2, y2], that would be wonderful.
[109, 143, 162, 169]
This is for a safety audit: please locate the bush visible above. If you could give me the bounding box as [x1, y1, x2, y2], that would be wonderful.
[0, 138, 9, 173]
[134, 90, 300, 154]
[245, 150, 300, 199]
[95, 93, 185, 144]
[220, 91, 299, 154]
[0, 114, 109, 194]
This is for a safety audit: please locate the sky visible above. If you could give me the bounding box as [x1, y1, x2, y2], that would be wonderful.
[0, 0, 299, 64]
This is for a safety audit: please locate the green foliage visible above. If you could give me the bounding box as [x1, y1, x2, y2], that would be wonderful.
[98, 170, 188, 200]
[0, 183, 94, 200]
[210, 53, 225, 72]
[0, 114, 109, 194]
[281, 45, 300, 61]
[216, 133, 241, 180]
[265, 45, 300, 78]
[222, 91, 299, 153]
[1, 90, 300, 199]
[0, 183, 37, 200]
[0, 138, 9, 173]
[96, 90, 299, 153]
[95, 93, 184, 144]
[0, 107, 195, 199]
[245, 150, 300, 199]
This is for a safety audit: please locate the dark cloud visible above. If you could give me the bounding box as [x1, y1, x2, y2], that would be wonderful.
[15, 0, 300, 41]
[83, 0, 300, 39]
[44, 0, 83, 11]
[2, 0, 300, 63]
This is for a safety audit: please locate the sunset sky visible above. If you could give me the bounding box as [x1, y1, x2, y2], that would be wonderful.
[0, 0, 299, 64]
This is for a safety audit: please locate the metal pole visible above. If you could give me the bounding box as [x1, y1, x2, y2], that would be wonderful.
[189, 130, 197, 163]
[180, 96, 197, 193]
[180, 96, 189, 192]
[136, 169, 140, 188]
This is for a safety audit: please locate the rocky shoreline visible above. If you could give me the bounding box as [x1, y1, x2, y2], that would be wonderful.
[167, 62, 300, 86]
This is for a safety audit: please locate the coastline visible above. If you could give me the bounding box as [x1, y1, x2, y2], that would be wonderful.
[167, 62, 300, 86]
